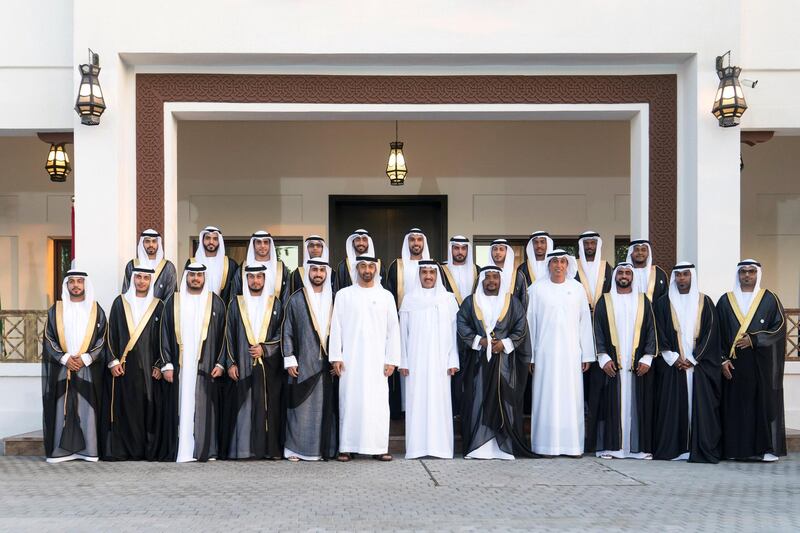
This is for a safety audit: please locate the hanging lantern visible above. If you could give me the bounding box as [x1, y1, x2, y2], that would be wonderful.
[74, 49, 106, 126]
[711, 51, 748, 127]
[45, 143, 71, 182]
[386, 121, 407, 186]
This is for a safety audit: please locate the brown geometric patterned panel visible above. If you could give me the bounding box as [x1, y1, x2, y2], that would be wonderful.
[136, 74, 676, 266]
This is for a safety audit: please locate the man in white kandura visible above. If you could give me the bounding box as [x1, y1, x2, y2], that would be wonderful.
[329, 255, 401, 462]
[399, 260, 460, 459]
[527, 250, 596, 457]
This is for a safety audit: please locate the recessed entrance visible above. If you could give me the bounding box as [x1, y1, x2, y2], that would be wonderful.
[329, 195, 448, 265]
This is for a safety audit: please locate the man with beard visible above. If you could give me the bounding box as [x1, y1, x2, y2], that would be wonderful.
[289, 235, 333, 294]
[329, 256, 400, 462]
[592, 263, 657, 459]
[439, 235, 478, 306]
[653, 262, 721, 463]
[334, 229, 386, 292]
[122, 229, 177, 300]
[489, 239, 528, 306]
[187, 226, 238, 303]
[457, 266, 530, 460]
[718, 259, 786, 461]
[516, 230, 553, 287]
[527, 251, 595, 457]
[42, 269, 107, 463]
[626, 239, 668, 302]
[575, 231, 613, 308]
[186, 226, 238, 458]
[385, 228, 432, 418]
[576, 231, 614, 453]
[159, 263, 227, 462]
[102, 267, 165, 460]
[229, 230, 290, 305]
[399, 261, 460, 459]
[282, 258, 338, 461]
[386, 228, 432, 309]
[439, 235, 479, 417]
[223, 264, 284, 459]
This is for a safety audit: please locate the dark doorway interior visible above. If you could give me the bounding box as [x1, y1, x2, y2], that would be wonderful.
[329, 195, 448, 267]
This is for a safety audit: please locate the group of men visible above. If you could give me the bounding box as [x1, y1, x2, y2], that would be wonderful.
[42, 226, 787, 465]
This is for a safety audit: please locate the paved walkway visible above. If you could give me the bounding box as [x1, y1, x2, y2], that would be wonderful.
[0, 454, 798, 531]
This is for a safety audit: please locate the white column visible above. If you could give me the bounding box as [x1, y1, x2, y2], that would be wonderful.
[629, 109, 649, 240]
[677, 53, 742, 301]
[72, 30, 137, 309]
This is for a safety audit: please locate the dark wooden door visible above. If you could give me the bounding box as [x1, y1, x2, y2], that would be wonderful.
[328, 195, 448, 266]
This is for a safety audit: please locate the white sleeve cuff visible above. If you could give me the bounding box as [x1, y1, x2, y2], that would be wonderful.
[448, 350, 460, 370]
[501, 338, 514, 354]
[685, 353, 698, 366]
[597, 354, 612, 368]
[283, 356, 298, 369]
[472, 335, 482, 350]
[60, 354, 71, 366]
[161, 363, 174, 372]
[639, 355, 654, 367]
[80, 354, 93, 367]
[662, 350, 680, 367]
[215, 363, 225, 370]
[107, 359, 121, 369]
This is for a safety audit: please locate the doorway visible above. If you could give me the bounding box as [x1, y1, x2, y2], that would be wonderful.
[328, 195, 448, 266]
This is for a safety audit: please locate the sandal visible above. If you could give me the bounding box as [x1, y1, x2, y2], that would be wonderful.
[337, 453, 352, 462]
[372, 454, 393, 462]
[287, 456, 300, 462]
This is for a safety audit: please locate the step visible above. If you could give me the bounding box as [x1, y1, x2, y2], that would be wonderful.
[5, 427, 799, 457]
[2, 430, 44, 456]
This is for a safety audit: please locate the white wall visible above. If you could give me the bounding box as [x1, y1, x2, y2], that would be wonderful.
[0, 365, 41, 441]
[0, 0, 73, 131]
[741, 136, 800, 307]
[65, 0, 749, 306]
[740, 0, 800, 131]
[0, 137, 73, 310]
[177, 120, 631, 265]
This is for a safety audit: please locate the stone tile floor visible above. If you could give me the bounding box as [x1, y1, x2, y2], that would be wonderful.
[0, 454, 798, 531]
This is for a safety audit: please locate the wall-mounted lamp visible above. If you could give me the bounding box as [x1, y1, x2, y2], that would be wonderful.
[75, 49, 106, 126]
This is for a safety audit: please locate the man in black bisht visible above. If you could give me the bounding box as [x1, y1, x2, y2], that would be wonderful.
[652, 262, 721, 463]
[289, 235, 333, 293]
[626, 239, 668, 302]
[223, 264, 284, 459]
[159, 263, 227, 462]
[592, 263, 657, 459]
[516, 230, 553, 287]
[42, 269, 107, 463]
[456, 265, 531, 459]
[576, 231, 614, 453]
[717, 259, 787, 461]
[282, 258, 338, 461]
[101, 266, 165, 461]
[228, 230, 290, 305]
[333, 229, 386, 292]
[186, 226, 239, 303]
[122, 229, 177, 300]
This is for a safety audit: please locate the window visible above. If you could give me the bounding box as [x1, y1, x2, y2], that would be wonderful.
[614, 236, 631, 266]
[473, 234, 627, 270]
[190, 236, 303, 271]
[52, 238, 72, 301]
[474, 235, 584, 269]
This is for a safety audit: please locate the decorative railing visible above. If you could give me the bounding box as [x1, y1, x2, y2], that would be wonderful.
[0, 310, 48, 363]
[787, 308, 800, 361]
[0, 308, 798, 363]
